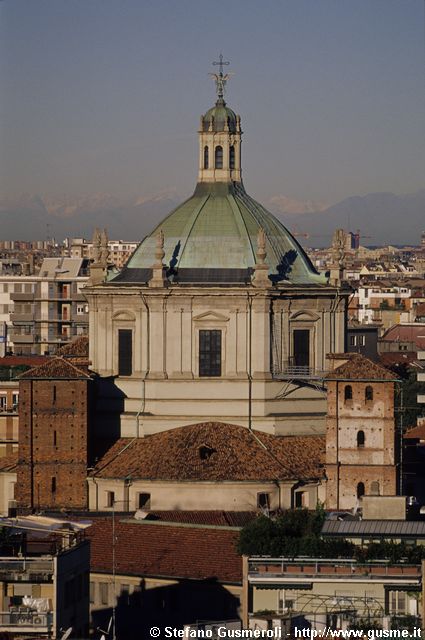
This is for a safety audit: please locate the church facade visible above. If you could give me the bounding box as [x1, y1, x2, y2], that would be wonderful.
[85, 63, 349, 438]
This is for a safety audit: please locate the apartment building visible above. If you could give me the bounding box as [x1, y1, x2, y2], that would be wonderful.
[0, 515, 90, 639]
[69, 237, 137, 269]
[9, 257, 89, 355]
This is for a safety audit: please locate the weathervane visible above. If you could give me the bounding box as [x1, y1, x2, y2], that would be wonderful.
[210, 53, 232, 99]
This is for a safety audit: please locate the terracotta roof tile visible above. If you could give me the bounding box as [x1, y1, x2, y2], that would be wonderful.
[326, 353, 396, 381]
[57, 336, 89, 358]
[381, 325, 425, 350]
[404, 424, 425, 440]
[0, 356, 48, 367]
[378, 352, 418, 367]
[91, 422, 325, 482]
[86, 518, 242, 583]
[18, 357, 91, 380]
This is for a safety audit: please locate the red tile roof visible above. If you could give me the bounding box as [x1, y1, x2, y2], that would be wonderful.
[0, 356, 48, 367]
[381, 325, 425, 351]
[86, 518, 242, 583]
[415, 303, 425, 317]
[404, 425, 425, 440]
[326, 353, 396, 381]
[57, 336, 89, 357]
[91, 422, 325, 482]
[378, 352, 418, 367]
[18, 357, 91, 380]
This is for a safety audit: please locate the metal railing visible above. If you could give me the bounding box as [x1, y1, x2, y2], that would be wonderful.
[248, 558, 422, 580]
[272, 366, 328, 380]
[0, 558, 54, 573]
[0, 609, 53, 630]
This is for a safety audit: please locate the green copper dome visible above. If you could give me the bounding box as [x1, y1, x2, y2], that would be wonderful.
[202, 98, 238, 133]
[114, 182, 325, 285]
[110, 77, 326, 287]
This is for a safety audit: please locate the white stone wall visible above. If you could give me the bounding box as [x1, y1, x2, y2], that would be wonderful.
[85, 284, 347, 436]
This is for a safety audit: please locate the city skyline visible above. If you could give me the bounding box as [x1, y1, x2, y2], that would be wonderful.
[1, 0, 424, 215]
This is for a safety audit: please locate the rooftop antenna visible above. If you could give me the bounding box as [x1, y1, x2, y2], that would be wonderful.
[97, 616, 112, 640]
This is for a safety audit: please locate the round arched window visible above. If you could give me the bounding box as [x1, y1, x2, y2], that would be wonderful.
[365, 386, 373, 402]
[357, 482, 365, 499]
[344, 385, 353, 402]
[215, 145, 223, 169]
[229, 145, 235, 170]
[357, 430, 365, 447]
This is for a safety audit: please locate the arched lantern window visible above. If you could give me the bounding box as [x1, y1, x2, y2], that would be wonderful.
[215, 145, 223, 169]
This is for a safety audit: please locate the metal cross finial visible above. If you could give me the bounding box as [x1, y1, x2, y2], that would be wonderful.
[212, 53, 230, 76]
[210, 53, 231, 99]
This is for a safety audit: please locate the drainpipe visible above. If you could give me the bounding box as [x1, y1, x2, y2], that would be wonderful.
[30, 380, 34, 512]
[138, 293, 151, 438]
[336, 380, 340, 511]
[248, 294, 253, 431]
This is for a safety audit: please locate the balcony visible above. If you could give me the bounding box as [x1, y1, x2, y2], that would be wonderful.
[9, 333, 34, 344]
[10, 313, 34, 322]
[248, 558, 422, 586]
[272, 366, 328, 381]
[0, 610, 53, 634]
[10, 292, 34, 302]
[0, 405, 18, 415]
[0, 557, 54, 581]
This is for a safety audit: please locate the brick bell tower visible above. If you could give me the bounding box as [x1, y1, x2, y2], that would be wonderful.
[325, 353, 398, 511]
[16, 340, 93, 513]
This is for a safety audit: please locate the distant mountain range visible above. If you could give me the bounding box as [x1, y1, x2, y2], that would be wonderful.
[272, 190, 425, 248]
[0, 189, 424, 248]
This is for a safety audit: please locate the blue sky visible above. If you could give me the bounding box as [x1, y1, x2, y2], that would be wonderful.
[1, 0, 424, 205]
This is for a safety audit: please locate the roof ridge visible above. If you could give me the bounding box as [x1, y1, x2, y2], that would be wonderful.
[118, 518, 242, 531]
[18, 355, 91, 380]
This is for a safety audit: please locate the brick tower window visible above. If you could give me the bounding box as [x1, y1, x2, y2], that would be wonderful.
[344, 385, 353, 402]
[365, 386, 373, 402]
[357, 482, 365, 499]
[357, 430, 365, 448]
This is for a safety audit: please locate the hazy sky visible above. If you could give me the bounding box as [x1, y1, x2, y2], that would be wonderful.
[1, 0, 424, 205]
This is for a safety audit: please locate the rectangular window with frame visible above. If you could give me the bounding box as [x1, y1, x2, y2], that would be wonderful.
[89, 582, 96, 604]
[390, 590, 407, 614]
[0, 396, 7, 412]
[99, 582, 109, 606]
[118, 329, 133, 376]
[257, 492, 270, 510]
[105, 490, 115, 508]
[293, 329, 310, 368]
[199, 330, 222, 377]
[295, 491, 306, 508]
[138, 493, 151, 509]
